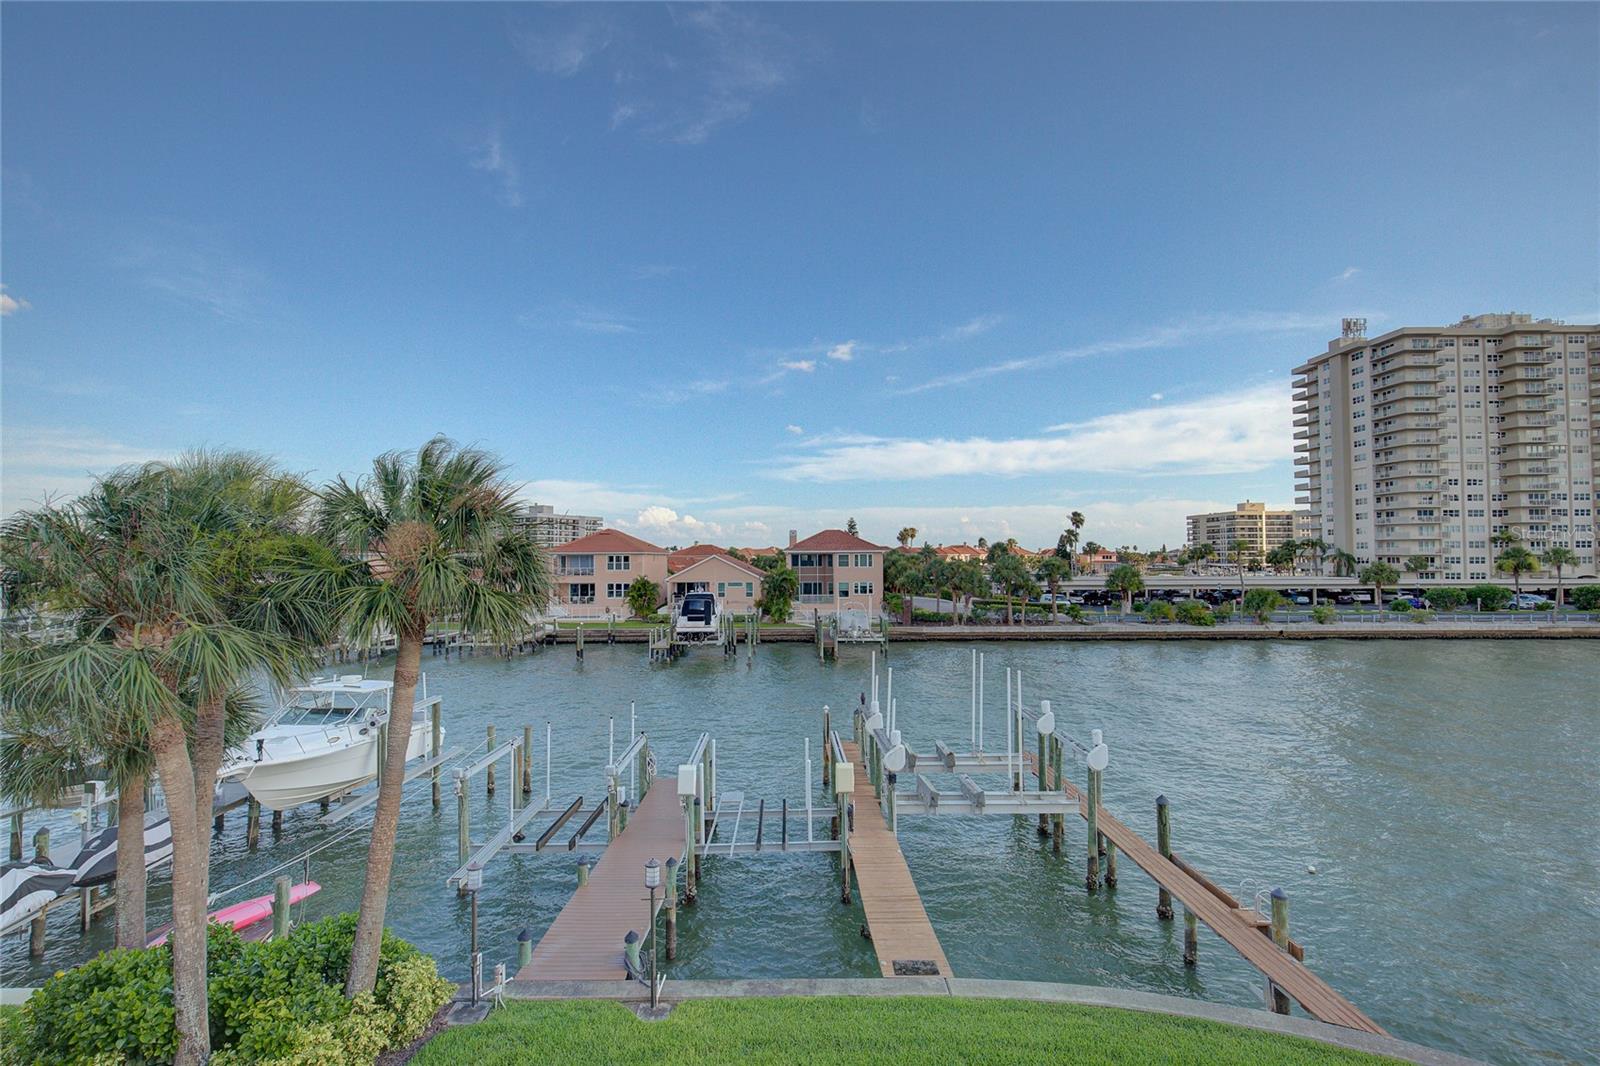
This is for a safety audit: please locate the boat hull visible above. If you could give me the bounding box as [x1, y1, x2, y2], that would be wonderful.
[231, 719, 435, 811]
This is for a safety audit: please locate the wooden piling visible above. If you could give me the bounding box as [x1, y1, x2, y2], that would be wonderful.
[431, 699, 444, 809]
[522, 725, 534, 795]
[623, 930, 642, 976]
[821, 706, 832, 791]
[246, 799, 261, 849]
[683, 797, 698, 904]
[486, 725, 497, 795]
[518, 928, 533, 970]
[272, 876, 292, 939]
[33, 827, 49, 864]
[9, 812, 22, 861]
[29, 904, 47, 958]
[1037, 729, 1049, 837]
[577, 859, 590, 888]
[1269, 888, 1291, 1014]
[456, 772, 470, 897]
[1154, 796, 1175, 919]
[1085, 767, 1101, 891]
[1051, 738, 1065, 854]
[839, 797, 853, 904]
[665, 856, 679, 960]
[1183, 908, 1199, 966]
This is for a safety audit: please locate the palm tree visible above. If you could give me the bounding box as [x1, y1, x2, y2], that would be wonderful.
[1542, 546, 1578, 606]
[1187, 542, 1216, 572]
[0, 646, 155, 949]
[1495, 546, 1539, 599]
[1404, 555, 1433, 581]
[1490, 527, 1521, 552]
[1330, 548, 1358, 578]
[1105, 563, 1144, 614]
[1037, 555, 1072, 623]
[846, 517, 858, 536]
[0, 454, 319, 1065]
[989, 552, 1036, 624]
[896, 526, 918, 548]
[300, 436, 552, 998]
[949, 559, 988, 624]
[758, 565, 797, 621]
[1359, 562, 1399, 607]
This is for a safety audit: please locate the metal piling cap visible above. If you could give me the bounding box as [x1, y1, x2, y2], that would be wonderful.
[1271, 886, 1287, 900]
[624, 930, 640, 944]
[517, 927, 532, 943]
[1156, 794, 1168, 806]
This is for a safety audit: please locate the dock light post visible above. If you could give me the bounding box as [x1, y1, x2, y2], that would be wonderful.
[465, 861, 484, 1003]
[644, 859, 662, 1008]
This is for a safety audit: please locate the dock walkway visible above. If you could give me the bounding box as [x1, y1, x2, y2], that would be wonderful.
[840, 739, 951, 978]
[518, 783, 682, 981]
[1022, 752, 1384, 1035]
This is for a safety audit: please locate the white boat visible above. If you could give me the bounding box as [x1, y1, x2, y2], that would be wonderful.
[673, 591, 723, 643]
[220, 676, 440, 811]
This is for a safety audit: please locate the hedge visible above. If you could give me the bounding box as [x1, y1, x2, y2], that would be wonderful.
[0, 914, 454, 1066]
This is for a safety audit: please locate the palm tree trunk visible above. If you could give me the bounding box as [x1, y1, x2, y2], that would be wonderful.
[115, 773, 147, 950]
[346, 625, 424, 997]
[150, 715, 209, 1066]
[1555, 566, 1564, 607]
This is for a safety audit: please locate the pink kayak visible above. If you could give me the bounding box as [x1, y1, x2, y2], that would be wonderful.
[148, 881, 320, 946]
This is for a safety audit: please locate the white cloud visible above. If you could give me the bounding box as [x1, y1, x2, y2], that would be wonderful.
[0, 286, 30, 316]
[785, 424, 804, 435]
[469, 129, 522, 208]
[779, 359, 815, 373]
[771, 383, 1290, 482]
[511, 19, 612, 76]
[657, 379, 730, 404]
[1149, 392, 1164, 401]
[827, 341, 856, 362]
[1, 426, 168, 516]
[1334, 267, 1361, 282]
[901, 311, 1330, 393]
[619, 505, 728, 544]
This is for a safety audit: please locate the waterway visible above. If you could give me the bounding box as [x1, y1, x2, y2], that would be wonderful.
[4, 640, 1595, 1065]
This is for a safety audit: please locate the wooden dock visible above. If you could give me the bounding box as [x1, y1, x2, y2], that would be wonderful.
[840, 739, 951, 978]
[518, 783, 684, 981]
[1021, 752, 1385, 1035]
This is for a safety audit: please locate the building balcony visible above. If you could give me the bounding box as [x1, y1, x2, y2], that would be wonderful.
[1293, 415, 1313, 427]
[1498, 335, 1554, 352]
[554, 567, 596, 577]
[1294, 481, 1311, 492]
[1499, 348, 1559, 369]
[1295, 495, 1312, 505]
[1374, 368, 1443, 388]
[1374, 350, 1444, 369]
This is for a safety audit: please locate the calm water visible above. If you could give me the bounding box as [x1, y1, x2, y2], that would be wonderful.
[5, 640, 1596, 1065]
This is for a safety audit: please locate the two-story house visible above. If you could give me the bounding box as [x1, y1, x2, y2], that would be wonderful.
[548, 529, 670, 617]
[787, 529, 886, 618]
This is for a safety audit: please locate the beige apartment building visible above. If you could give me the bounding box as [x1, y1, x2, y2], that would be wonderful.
[1293, 314, 1598, 582]
[1185, 501, 1311, 558]
[514, 503, 603, 548]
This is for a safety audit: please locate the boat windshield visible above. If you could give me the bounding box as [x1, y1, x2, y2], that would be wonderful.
[680, 594, 716, 622]
[268, 681, 390, 728]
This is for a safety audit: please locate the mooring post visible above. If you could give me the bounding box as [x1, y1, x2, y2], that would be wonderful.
[517, 927, 533, 971]
[246, 798, 261, 850]
[683, 797, 698, 903]
[455, 770, 469, 897]
[693, 795, 705, 886]
[27, 828, 49, 957]
[1085, 763, 1101, 891]
[821, 705, 832, 791]
[9, 812, 22, 862]
[1051, 737, 1065, 854]
[1036, 727, 1049, 837]
[836, 763, 855, 904]
[576, 622, 584, 659]
[577, 858, 590, 888]
[32, 826, 49, 864]
[486, 725, 497, 795]
[1155, 796, 1174, 920]
[623, 930, 642, 975]
[665, 856, 679, 960]
[1183, 907, 1199, 966]
[607, 775, 620, 840]
[272, 875, 292, 939]
[1269, 888, 1291, 1014]
[431, 700, 444, 809]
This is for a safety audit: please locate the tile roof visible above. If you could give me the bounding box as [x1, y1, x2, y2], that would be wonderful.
[667, 543, 728, 570]
[787, 529, 888, 552]
[668, 553, 766, 581]
[550, 528, 668, 554]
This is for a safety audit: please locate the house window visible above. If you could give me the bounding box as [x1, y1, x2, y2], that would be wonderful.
[606, 555, 630, 571]
[855, 553, 872, 567]
[717, 582, 726, 597]
[745, 582, 754, 596]
[855, 582, 874, 595]
[568, 583, 596, 604]
[606, 582, 630, 599]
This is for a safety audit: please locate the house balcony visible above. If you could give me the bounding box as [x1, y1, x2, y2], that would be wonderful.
[554, 566, 596, 577]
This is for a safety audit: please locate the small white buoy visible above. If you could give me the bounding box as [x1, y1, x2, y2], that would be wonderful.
[1306, 864, 1318, 875]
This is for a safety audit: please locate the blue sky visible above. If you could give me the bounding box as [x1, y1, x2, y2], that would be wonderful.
[4, 2, 1596, 549]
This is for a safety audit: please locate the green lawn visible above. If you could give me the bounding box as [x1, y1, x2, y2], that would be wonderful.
[412, 997, 1399, 1065]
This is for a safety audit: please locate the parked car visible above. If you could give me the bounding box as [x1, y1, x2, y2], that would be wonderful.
[1389, 594, 1430, 609]
[1509, 593, 1551, 609]
[1289, 592, 1312, 605]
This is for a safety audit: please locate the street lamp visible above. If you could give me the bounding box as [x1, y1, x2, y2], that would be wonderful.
[644, 859, 661, 1009]
[465, 861, 484, 1003]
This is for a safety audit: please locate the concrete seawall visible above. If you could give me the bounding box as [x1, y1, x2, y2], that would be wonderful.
[547, 623, 1597, 643]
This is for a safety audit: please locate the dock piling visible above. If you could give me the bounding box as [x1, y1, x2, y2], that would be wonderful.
[1155, 796, 1174, 920]
[1269, 888, 1291, 1014]
[455, 769, 469, 897]
[486, 725, 497, 795]
[9, 812, 21, 861]
[665, 856, 679, 960]
[272, 875, 292, 939]
[522, 725, 534, 795]
[1184, 908, 1199, 966]
[517, 927, 533, 970]
[431, 700, 444, 809]
[1085, 761, 1101, 892]
[246, 799, 261, 849]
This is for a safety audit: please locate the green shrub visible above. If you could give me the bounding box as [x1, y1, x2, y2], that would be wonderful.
[1570, 586, 1600, 611]
[1410, 610, 1434, 624]
[1388, 598, 1411, 612]
[1062, 603, 1087, 623]
[1144, 601, 1175, 622]
[1463, 584, 1513, 611]
[1426, 587, 1468, 611]
[1311, 605, 1336, 624]
[1214, 603, 1234, 621]
[1174, 600, 1215, 626]
[1240, 588, 1284, 623]
[3, 915, 453, 1066]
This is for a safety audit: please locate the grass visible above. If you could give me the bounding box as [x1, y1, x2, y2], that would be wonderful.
[411, 997, 1400, 1066]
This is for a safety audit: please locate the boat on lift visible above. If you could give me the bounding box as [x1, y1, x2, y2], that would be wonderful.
[673, 591, 723, 643]
[219, 676, 440, 811]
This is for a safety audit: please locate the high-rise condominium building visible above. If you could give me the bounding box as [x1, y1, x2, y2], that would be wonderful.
[1293, 314, 1597, 582]
[1185, 501, 1310, 558]
[512, 503, 603, 548]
